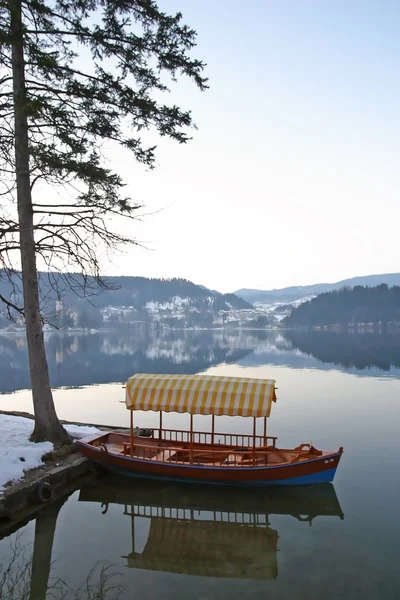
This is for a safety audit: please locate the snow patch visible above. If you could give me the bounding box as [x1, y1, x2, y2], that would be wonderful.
[0, 414, 100, 492]
[64, 423, 101, 438]
[145, 296, 190, 313]
[273, 314, 287, 322]
[289, 295, 316, 308]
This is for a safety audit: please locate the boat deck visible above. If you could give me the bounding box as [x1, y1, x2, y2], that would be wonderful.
[88, 431, 326, 468]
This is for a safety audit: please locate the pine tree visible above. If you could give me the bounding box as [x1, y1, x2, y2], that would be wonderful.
[0, 0, 207, 442]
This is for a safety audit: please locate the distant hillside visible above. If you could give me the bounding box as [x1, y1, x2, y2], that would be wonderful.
[0, 272, 256, 330]
[235, 273, 400, 305]
[89, 276, 252, 312]
[284, 284, 400, 327]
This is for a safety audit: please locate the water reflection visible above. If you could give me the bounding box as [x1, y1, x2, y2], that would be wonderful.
[231, 330, 400, 376]
[0, 330, 255, 393]
[0, 492, 123, 600]
[0, 477, 344, 598]
[79, 476, 344, 581]
[284, 329, 400, 372]
[1, 328, 400, 395]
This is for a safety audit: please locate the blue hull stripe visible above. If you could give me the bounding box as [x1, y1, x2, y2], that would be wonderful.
[94, 462, 337, 487]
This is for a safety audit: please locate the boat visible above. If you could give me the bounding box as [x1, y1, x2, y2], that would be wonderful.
[77, 373, 343, 486]
[78, 475, 344, 580]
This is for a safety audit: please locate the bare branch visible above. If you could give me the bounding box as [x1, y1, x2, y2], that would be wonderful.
[0, 293, 24, 316]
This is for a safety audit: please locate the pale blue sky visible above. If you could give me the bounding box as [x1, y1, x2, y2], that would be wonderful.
[100, 0, 400, 292]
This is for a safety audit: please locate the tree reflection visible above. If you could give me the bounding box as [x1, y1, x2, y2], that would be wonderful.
[0, 330, 257, 393]
[285, 330, 400, 371]
[0, 498, 123, 600]
[2, 328, 400, 395]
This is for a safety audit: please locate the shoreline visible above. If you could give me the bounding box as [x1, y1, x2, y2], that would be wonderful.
[0, 408, 128, 432]
[0, 411, 122, 530]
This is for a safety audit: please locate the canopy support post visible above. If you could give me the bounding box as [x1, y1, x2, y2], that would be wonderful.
[130, 410, 134, 457]
[263, 416, 267, 464]
[159, 411, 163, 442]
[253, 417, 256, 466]
[190, 414, 194, 465]
[211, 414, 215, 445]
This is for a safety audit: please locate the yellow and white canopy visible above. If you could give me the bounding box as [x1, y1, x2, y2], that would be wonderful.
[125, 374, 276, 418]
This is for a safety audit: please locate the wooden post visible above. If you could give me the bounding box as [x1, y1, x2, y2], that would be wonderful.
[190, 414, 194, 464]
[159, 411, 163, 441]
[130, 409, 134, 457]
[253, 417, 257, 466]
[211, 414, 215, 445]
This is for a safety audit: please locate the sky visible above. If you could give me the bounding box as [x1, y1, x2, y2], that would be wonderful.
[66, 1, 400, 292]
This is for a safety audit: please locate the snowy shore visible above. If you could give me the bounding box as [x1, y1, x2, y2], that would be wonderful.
[0, 414, 100, 492]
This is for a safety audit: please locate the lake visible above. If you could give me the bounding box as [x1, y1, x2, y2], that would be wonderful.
[1, 328, 400, 599]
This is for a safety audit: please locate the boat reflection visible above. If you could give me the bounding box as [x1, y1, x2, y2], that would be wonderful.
[78, 477, 344, 581]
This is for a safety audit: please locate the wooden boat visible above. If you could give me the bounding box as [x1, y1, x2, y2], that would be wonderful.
[78, 476, 344, 580]
[77, 373, 343, 486]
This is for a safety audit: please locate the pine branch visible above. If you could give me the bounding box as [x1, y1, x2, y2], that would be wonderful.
[0, 0, 207, 324]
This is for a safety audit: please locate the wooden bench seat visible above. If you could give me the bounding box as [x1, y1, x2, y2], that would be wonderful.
[107, 443, 125, 454]
[223, 453, 243, 466]
[151, 448, 180, 462]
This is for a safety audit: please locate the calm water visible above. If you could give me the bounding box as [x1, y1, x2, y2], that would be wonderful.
[1, 329, 400, 599]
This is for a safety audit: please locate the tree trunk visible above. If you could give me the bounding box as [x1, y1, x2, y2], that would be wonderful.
[10, 0, 70, 444]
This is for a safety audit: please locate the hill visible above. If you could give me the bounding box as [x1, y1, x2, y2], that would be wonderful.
[284, 284, 400, 328]
[0, 272, 257, 330]
[235, 272, 400, 305]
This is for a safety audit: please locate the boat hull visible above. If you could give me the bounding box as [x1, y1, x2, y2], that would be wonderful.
[78, 438, 343, 487]
[92, 462, 338, 486]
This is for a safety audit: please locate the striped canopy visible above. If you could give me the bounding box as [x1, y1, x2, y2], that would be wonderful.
[125, 374, 277, 418]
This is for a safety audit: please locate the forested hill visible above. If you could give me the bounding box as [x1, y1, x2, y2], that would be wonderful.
[0, 272, 253, 329]
[0, 272, 251, 313]
[236, 272, 400, 305]
[284, 284, 400, 327]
